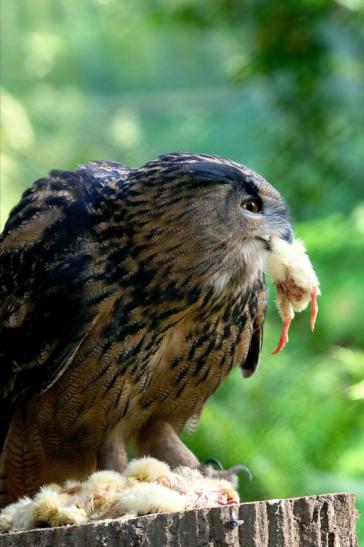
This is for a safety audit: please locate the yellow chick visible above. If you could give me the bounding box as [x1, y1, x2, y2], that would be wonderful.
[0, 458, 241, 531]
[62, 479, 83, 495]
[265, 237, 320, 353]
[104, 482, 189, 518]
[194, 477, 240, 508]
[79, 470, 128, 515]
[123, 457, 171, 483]
[0, 496, 33, 533]
[123, 457, 186, 492]
[28, 485, 87, 529]
[174, 467, 239, 509]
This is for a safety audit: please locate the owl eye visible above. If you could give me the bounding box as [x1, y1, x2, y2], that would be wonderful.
[241, 198, 262, 213]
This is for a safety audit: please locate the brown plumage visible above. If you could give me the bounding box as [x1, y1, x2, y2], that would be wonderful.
[0, 152, 294, 505]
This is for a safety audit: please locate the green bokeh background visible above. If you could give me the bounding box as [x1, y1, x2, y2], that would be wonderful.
[1, 0, 364, 540]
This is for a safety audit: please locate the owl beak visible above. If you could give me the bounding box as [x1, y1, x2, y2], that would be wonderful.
[282, 226, 293, 243]
[255, 235, 272, 250]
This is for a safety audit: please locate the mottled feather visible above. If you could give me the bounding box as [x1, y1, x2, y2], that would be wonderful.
[0, 153, 291, 504]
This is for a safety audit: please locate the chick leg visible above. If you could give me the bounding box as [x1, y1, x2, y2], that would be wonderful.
[135, 418, 199, 469]
[272, 316, 292, 355]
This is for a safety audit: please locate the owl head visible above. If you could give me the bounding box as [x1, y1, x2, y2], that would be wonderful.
[125, 153, 292, 296]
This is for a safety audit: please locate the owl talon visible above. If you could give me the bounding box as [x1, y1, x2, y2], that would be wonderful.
[229, 464, 253, 482]
[198, 461, 252, 488]
[204, 458, 223, 471]
[272, 317, 291, 355]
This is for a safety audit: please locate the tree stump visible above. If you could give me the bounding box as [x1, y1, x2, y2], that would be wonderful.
[0, 493, 358, 547]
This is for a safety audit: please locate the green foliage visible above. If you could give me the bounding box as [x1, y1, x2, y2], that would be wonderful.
[1, 0, 363, 540]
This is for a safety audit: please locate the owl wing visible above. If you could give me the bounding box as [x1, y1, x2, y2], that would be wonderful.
[0, 162, 130, 449]
[240, 275, 267, 378]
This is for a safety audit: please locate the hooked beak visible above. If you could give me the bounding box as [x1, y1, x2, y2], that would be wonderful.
[254, 235, 272, 251]
[282, 226, 293, 243]
[255, 221, 292, 250]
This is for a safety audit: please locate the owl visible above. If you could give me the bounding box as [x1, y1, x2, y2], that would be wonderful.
[0, 153, 318, 505]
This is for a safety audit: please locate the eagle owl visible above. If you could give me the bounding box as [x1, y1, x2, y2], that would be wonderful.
[1, 152, 313, 505]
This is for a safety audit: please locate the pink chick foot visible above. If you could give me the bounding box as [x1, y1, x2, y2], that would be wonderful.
[310, 288, 319, 332]
[272, 316, 292, 355]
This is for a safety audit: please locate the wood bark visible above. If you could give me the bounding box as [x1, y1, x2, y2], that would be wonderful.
[0, 493, 358, 547]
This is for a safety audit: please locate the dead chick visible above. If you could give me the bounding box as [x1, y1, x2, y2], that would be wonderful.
[78, 470, 128, 516]
[61, 478, 83, 496]
[123, 457, 172, 484]
[125, 457, 210, 498]
[26, 485, 87, 529]
[70, 459, 237, 520]
[174, 466, 239, 509]
[95, 482, 189, 520]
[0, 484, 87, 532]
[265, 237, 320, 354]
[0, 496, 33, 533]
[0, 459, 242, 530]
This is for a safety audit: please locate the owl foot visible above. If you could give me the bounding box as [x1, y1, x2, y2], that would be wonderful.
[198, 459, 252, 489]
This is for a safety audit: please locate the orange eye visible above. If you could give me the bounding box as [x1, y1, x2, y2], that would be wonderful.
[241, 198, 262, 213]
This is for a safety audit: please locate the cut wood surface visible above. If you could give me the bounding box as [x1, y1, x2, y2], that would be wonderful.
[0, 493, 358, 547]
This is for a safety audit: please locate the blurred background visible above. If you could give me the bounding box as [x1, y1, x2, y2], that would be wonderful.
[1, 0, 364, 539]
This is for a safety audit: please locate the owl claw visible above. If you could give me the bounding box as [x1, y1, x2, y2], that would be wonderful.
[230, 464, 253, 482]
[310, 288, 318, 332]
[204, 458, 223, 471]
[198, 461, 253, 487]
[272, 317, 291, 355]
